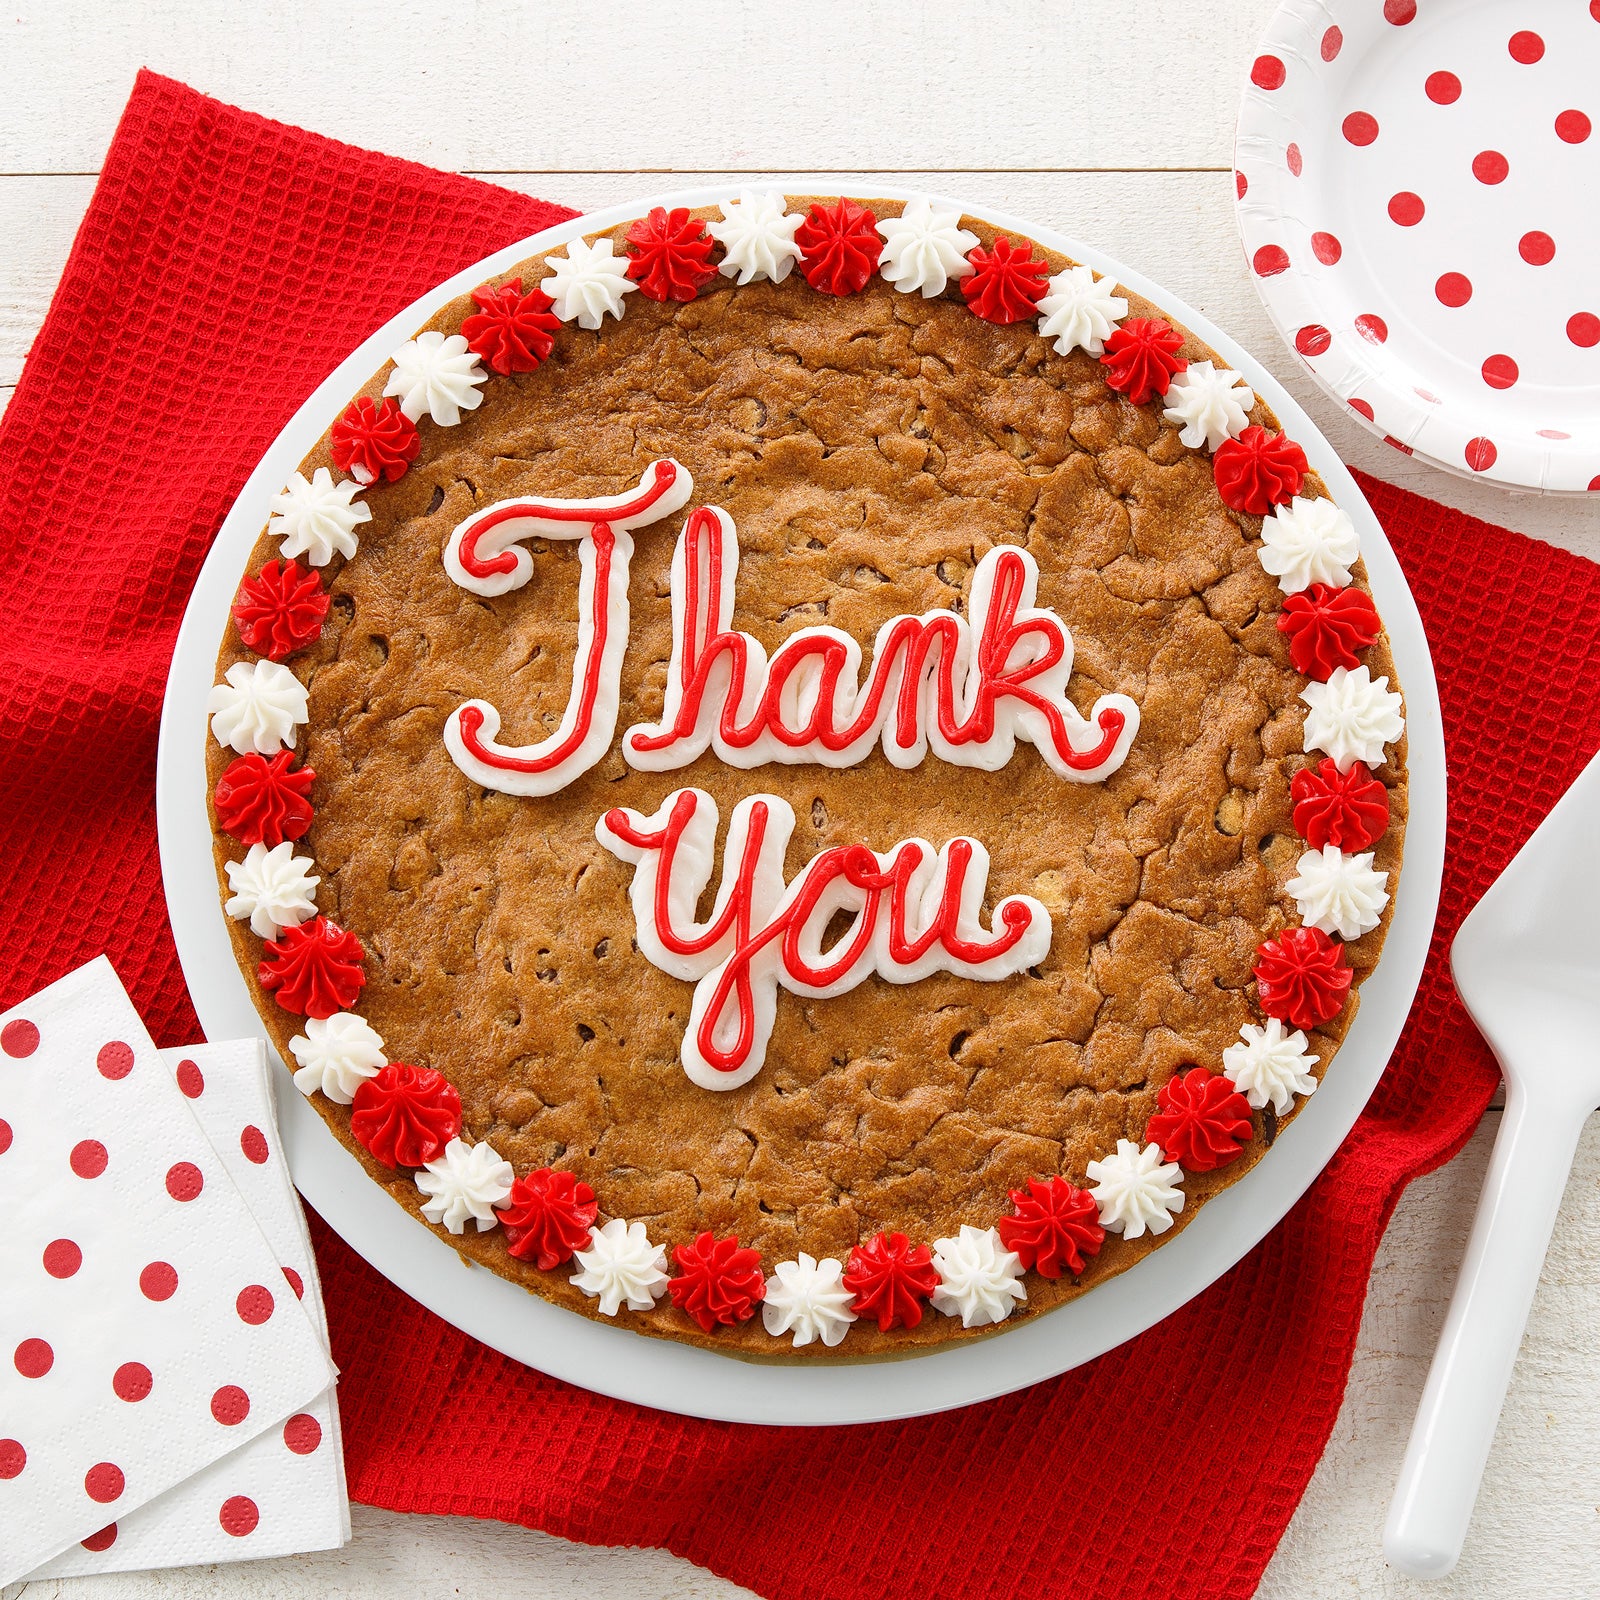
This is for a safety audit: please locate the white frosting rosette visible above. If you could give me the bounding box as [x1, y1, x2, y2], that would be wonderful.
[1286, 844, 1390, 940]
[1086, 1139, 1185, 1239]
[1301, 665, 1405, 771]
[1035, 264, 1128, 356]
[206, 659, 308, 755]
[267, 466, 370, 568]
[542, 236, 637, 329]
[223, 840, 319, 939]
[929, 1225, 1027, 1328]
[761, 1254, 858, 1348]
[1223, 1018, 1320, 1114]
[1161, 360, 1255, 450]
[876, 197, 978, 297]
[706, 191, 804, 285]
[1258, 496, 1361, 593]
[383, 331, 488, 428]
[414, 1138, 514, 1234]
[288, 1011, 387, 1105]
[570, 1218, 671, 1315]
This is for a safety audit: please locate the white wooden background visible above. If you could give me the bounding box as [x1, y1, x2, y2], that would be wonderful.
[3, 3, 1599, 1596]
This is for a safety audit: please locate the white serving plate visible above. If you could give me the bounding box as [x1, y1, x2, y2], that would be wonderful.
[1237, 0, 1600, 494]
[157, 184, 1446, 1427]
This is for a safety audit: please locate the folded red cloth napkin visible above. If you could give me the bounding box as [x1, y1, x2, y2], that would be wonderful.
[5, 69, 1599, 1600]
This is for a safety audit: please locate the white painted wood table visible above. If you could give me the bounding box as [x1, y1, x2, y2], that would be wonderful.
[3, 4, 1598, 1596]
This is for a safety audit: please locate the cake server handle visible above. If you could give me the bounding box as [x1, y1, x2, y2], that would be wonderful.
[1382, 1072, 1589, 1579]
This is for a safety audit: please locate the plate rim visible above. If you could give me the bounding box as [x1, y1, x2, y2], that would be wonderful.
[1235, 0, 1599, 497]
[157, 180, 1446, 1426]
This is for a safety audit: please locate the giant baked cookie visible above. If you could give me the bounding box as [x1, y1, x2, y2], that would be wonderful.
[206, 194, 1408, 1356]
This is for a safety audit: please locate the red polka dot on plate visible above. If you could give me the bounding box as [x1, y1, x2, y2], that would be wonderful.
[1311, 231, 1342, 264]
[236, 1284, 275, 1325]
[283, 1266, 305, 1299]
[14, 1339, 53, 1378]
[283, 1413, 322, 1455]
[0, 1440, 25, 1479]
[1384, 0, 1416, 22]
[175, 1059, 204, 1098]
[1472, 150, 1509, 184]
[1590, 476, 1600, 490]
[1509, 30, 1544, 64]
[1349, 397, 1375, 421]
[220, 1495, 260, 1537]
[211, 1384, 251, 1425]
[1465, 436, 1498, 471]
[1, 1019, 39, 1057]
[70, 1138, 107, 1178]
[139, 1260, 178, 1301]
[1252, 55, 1287, 90]
[0, 1119, 11, 1156]
[96, 1041, 134, 1080]
[1436, 272, 1473, 307]
[43, 1238, 82, 1279]
[1482, 354, 1519, 389]
[1286, 142, 1303, 176]
[1569, 312, 1600, 347]
[1355, 313, 1389, 343]
[1253, 244, 1291, 276]
[1426, 71, 1462, 105]
[165, 1161, 203, 1202]
[1342, 111, 1380, 146]
[1296, 324, 1332, 356]
[1414, 387, 1442, 405]
[112, 1362, 152, 1402]
[1384, 436, 1415, 456]
[80, 1524, 118, 1553]
[1520, 231, 1556, 265]
[1592, 1, 1600, 22]
[240, 1125, 269, 1164]
[1537, 429, 1572, 440]
[84, 1462, 125, 1504]
[1236, 170, 1247, 199]
[1322, 25, 1343, 61]
[1556, 110, 1591, 143]
[1387, 191, 1425, 226]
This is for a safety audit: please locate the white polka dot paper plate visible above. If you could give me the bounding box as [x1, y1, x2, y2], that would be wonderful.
[1237, 0, 1600, 494]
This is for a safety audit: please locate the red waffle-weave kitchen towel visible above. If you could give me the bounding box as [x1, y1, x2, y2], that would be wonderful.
[5, 70, 1600, 1600]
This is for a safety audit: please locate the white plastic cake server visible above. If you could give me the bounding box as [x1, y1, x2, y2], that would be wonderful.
[1384, 746, 1600, 1579]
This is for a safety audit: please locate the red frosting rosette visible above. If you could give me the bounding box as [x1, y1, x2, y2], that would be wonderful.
[496, 1167, 599, 1269]
[1291, 757, 1390, 852]
[668, 1232, 766, 1332]
[841, 1230, 941, 1330]
[794, 198, 880, 296]
[1098, 317, 1188, 404]
[1277, 583, 1381, 678]
[460, 276, 561, 374]
[997, 1176, 1105, 1278]
[1254, 925, 1352, 1029]
[1212, 425, 1308, 514]
[349, 1064, 462, 1169]
[213, 751, 314, 847]
[231, 559, 329, 659]
[1145, 1068, 1253, 1173]
[330, 395, 420, 485]
[257, 917, 366, 1019]
[962, 234, 1050, 324]
[624, 208, 718, 303]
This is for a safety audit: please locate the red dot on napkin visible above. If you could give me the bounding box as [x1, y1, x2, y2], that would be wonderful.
[0, 1439, 25, 1479]
[96, 1041, 134, 1080]
[175, 1058, 204, 1097]
[211, 1384, 251, 1425]
[219, 1495, 260, 1536]
[1, 1019, 39, 1057]
[282, 1266, 305, 1299]
[69, 1138, 107, 1178]
[1508, 29, 1544, 64]
[236, 1284, 275, 1325]
[14, 1338, 53, 1378]
[1425, 71, 1461, 105]
[84, 1462, 125, 1504]
[283, 1413, 322, 1455]
[0, 1118, 11, 1155]
[112, 1362, 152, 1402]
[80, 1524, 118, 1552]
[165, 1161, 203, 1201]
[240, 1124, 269, 1164]
[43, 1238, 82, 1278]
[139, 1261, 178, 1301]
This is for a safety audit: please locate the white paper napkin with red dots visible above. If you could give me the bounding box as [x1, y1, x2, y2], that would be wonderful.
[0, 958, 339, 1583]
[28, 1036, 350, 1578]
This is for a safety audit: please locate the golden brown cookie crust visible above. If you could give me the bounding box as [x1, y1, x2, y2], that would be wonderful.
[207, 199, 1408, 1357]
